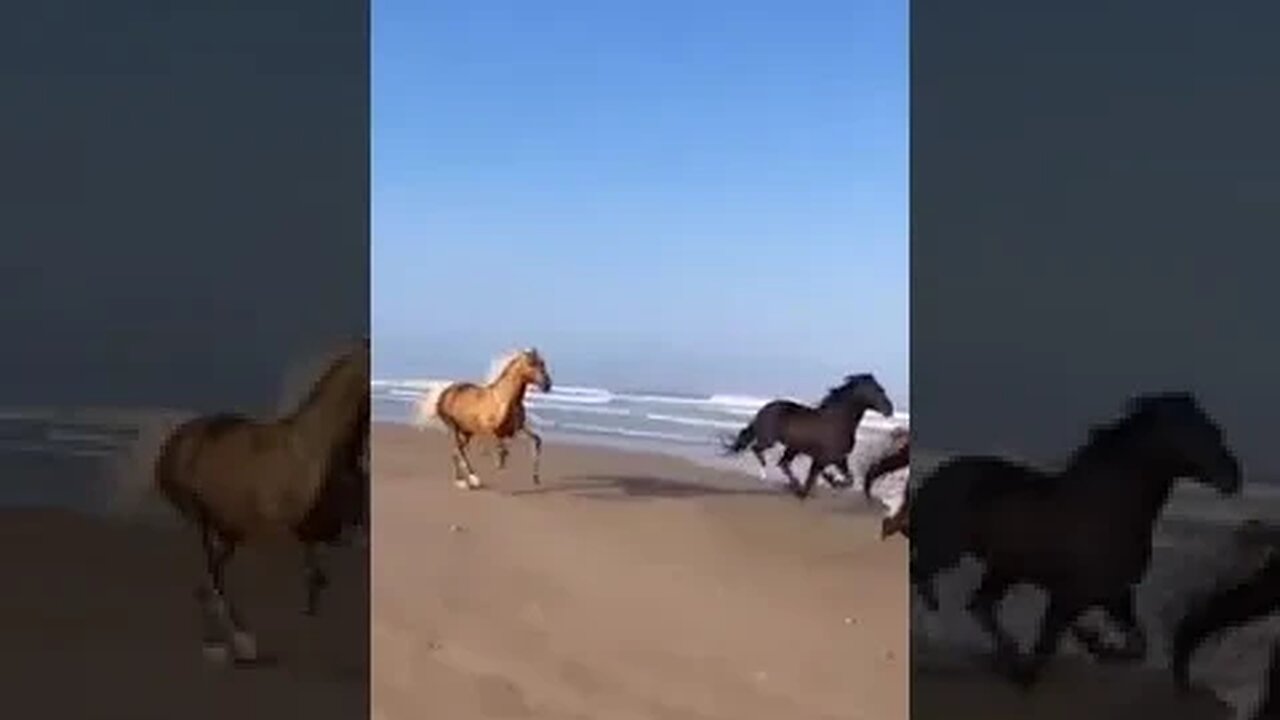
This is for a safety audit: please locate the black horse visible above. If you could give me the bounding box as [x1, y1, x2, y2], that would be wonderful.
[911, 392, 1241, 687]
[1257, 643, 1280, 719]
[1172, 550, 1280, 693]
[722, 373, 894, 499]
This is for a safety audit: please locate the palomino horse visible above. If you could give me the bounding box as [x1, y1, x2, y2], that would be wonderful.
[414, 348, 552, 490]
[911, 392, 1241, 687]
[722, 373, 895, 499]
[155, 339, 369, 664]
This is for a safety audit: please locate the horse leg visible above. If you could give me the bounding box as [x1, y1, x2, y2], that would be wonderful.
[303, 542, 329, 617]
[495, 440, 510, 470]
[452, 431, 482, 490]
[196, 524, 257, 664]
[751, 445, 771, 482]
[827, 457, 855, 489]
[520, 427, 543, 485]
[1013, 591, 1086, 688]
[797, 459, 824, 499]
[1070, 588, 1145, 663]
[965, 568, 1022, 672]
[911, 554, 941, 612]
[777, 448, 802, 494]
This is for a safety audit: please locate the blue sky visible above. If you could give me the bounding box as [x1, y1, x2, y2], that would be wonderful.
[373, 0, 907, 402]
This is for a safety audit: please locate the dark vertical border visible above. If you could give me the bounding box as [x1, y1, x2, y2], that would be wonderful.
[913, 2, 1280, 718]
[0, 2, 369, 716]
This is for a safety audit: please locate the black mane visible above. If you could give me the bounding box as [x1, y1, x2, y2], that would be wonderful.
[1064, 392, 1204, 473]
[818, 373, 878, 409]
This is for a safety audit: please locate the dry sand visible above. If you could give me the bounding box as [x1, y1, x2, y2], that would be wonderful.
[0, 509, 368, 718]
[373, 423, 906, 720]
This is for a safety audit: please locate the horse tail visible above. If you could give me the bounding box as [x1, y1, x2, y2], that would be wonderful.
[154, 421, 202, 519]
[721, 422, 757, 456]
[412, 381, 452, 430]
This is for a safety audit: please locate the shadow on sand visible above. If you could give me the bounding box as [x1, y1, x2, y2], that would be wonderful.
[511, 474, 779, 501]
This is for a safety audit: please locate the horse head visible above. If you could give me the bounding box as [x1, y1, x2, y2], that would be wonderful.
[1124, 392, 1242, 496]
[829, 373, 895, 418]
[518, 348, 553, 393]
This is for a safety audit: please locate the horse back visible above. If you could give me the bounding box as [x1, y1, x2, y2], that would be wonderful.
[154, 413, 253, 521]
[439, 382, 527, 437]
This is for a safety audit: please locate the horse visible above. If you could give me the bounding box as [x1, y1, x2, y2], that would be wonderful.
[910, 392, 1241, 687]
[722, 373, 895, 499]
[413, 348, 551, 490]
[1171, 551, 1280, 693]
[155, 338, 369, 664]
[1256, 643, 1280, 719]
[864, 426, 910, 539]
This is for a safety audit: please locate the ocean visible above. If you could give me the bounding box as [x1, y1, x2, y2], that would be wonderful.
[371, 378, 910, 476]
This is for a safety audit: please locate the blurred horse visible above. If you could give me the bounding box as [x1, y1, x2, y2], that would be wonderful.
[155, 339, 369, 664]
[414, 348, 552, 489]
[864, 426, 910, 539]
[911, 392, 1241, 687]
[722, 373, 894, 499]
[1172, 550, 1280, 693]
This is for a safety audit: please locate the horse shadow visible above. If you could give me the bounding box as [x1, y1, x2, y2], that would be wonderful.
[510, 473, 777, 501]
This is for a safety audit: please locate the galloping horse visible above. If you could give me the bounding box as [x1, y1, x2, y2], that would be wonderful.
[722, 373, 895, 499]
[155, 339, 369, 664]
[911, 393, 1241, 687]
[864, 426, 910, 539]
[414, 348, 552, 490]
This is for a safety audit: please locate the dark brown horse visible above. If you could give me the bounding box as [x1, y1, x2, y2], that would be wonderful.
[155, 339, 368, 664]
[865, 427, 910, 539]
[911, 393, 1241, 687]
[722, 374, 895, 499]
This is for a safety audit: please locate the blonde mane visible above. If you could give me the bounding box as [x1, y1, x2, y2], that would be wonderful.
[484, 349, 530, 386]
[277, 338, 368, 419]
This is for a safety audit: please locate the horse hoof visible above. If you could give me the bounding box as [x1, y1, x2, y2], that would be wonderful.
[453, 479, 470, 490]
[231, 631, 259, 662]
[202, 643, 232, 664]
[466, 475, 484, 489]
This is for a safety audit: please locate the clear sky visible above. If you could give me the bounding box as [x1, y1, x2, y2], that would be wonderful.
[373, 0, 907, 402]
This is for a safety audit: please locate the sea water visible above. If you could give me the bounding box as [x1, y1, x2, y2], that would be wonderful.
[372, 377, 910, 476]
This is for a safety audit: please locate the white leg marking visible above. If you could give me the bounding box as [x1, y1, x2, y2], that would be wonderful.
[466, 473, 483, 489]
[202, 643, 232, 664]
[231, 631, 259, 661]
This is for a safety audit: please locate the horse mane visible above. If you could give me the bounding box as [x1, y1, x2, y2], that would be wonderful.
[1063, 393, 1201, 473]
[484, 349, 529, 385]
[282, 341, 366, 423]
[818, 373, 876, 408]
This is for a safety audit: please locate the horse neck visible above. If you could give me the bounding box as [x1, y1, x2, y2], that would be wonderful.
[1072, 452, 1180, 528]
[819, 401, 867, 429]
[488, 364, 531, 410]
[285, 369, 362, 454]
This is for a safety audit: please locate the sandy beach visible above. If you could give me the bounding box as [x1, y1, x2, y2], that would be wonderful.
[372, 422, 906, 720]
[0, 508, 368, 718]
